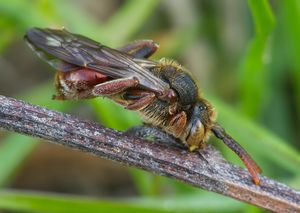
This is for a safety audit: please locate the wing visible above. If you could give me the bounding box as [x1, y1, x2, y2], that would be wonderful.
[25, 27, 169, 95]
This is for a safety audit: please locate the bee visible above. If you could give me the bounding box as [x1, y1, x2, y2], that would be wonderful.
[25, 27, 262, 185]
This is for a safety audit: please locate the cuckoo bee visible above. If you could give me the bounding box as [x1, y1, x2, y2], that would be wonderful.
[25, 27, 261, 184]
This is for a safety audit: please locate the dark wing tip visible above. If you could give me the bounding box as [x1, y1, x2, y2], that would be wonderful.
[24, 28, 43, 51]
[26, 27, 57, 46]
[24, 27, 36, 42]
[24, 27, 58, 53]
[25, 27, 44, 41]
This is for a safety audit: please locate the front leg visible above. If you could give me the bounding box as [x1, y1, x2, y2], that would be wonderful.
[168, 111, 187, 138]
[127, 125, 211, 166]
[126, 125, 184, 149]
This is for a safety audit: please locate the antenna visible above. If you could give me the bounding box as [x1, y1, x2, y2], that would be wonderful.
[211, 122, 261, 185]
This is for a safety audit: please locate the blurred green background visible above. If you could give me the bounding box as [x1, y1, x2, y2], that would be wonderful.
[0, 0, 300, 212]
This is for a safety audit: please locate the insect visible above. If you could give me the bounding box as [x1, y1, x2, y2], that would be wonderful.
[25, 27, 262, 185]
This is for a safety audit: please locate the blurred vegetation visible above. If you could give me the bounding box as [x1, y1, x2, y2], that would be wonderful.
[0, 0, 299, 212]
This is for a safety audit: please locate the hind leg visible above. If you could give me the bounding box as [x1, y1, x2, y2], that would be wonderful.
[92, 77, 138, 96]
[118, 40, 159, 59]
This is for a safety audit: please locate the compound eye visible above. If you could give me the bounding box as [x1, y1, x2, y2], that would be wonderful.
[186, 119, 205, 151]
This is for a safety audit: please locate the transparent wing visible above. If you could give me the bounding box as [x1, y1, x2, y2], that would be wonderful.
[25, 27, 169, 95]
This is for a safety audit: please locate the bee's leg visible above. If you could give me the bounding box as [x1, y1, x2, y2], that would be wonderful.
[127, 126, 212, 167]
[92, 77, 138, 96]
[109, 94, 130, 107]
[126, 125, 184, 149]
[125, 94, 155, 110]
[118, 40, 159, 59]
[124, 90, 156, 110]
[168, 111, 187, 138]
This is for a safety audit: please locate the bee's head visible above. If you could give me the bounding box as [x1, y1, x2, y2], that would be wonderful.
[184, 100, 215, 151]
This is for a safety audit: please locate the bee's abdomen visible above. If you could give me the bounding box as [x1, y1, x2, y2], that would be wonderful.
[54, 69, 109, 100]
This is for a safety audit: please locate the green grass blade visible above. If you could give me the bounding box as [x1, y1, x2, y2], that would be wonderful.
[0, 190, 169, 213]
[129, 169, 165, 197]
[103, 0, 160, 45]
[0, 135, 38, 187]
[89, 99, 141, 131]
[0, 0, 59, 29]
[0, 190, 249, 213]
[52, 0, 105, 40]
[281, 0, 300, 123]
[0, 18, 16, 52]
[248, 0, 275, 37]
[128, 192, 247, 212]
[239, 0, 275, 117]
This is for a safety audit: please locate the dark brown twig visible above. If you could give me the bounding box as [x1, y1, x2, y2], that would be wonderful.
[0, 95, 299, 212]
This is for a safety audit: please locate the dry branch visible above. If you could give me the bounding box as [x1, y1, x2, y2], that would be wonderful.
[0, 95, 299, 212]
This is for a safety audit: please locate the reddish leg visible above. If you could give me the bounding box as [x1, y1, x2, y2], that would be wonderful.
[168, 111, 187, 138]
[92, 77, 138, 96]
[124, 90, 156, 110]
[118, 40, 159, 59]
[211, 123, 262, 185]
